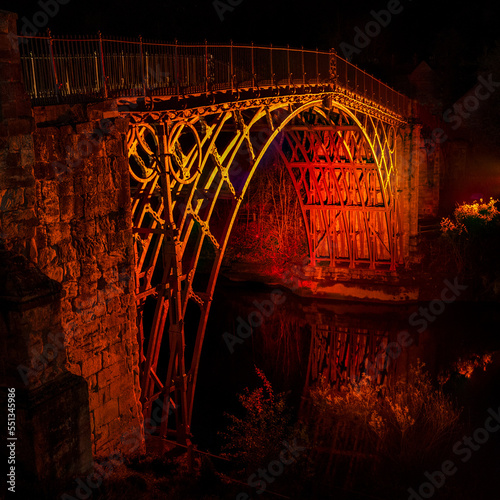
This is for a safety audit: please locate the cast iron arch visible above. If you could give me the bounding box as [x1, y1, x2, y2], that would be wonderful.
[126, 96, 404, 442]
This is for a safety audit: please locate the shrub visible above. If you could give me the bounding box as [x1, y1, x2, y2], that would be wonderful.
[440, 198, 500, 295]
[305, 361, 461, 493]
[224, 160, 308, 270]
[220, 367, 292, 472]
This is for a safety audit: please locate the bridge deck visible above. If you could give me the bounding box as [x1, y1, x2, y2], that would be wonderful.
[18, 34, 410, 118]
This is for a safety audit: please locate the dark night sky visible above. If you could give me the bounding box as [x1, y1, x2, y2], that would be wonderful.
[2, 0, 500, 98]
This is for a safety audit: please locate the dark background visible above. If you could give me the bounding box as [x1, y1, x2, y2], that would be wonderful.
[3, 0, 500, 199]
[2, 0, 499, 99]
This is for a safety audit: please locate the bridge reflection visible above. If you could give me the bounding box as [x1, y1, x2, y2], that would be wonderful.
[211, 283, 424, 397]
[201, 283, 434, 491]
[259, 301, 417, 393]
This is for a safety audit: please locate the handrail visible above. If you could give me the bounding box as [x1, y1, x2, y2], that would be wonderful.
[17, 33, 410, 117]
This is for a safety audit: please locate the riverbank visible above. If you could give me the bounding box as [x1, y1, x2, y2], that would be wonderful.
[220, 261, 471, 303]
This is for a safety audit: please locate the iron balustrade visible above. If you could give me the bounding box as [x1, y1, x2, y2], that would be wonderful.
[18, 33, 410, 116]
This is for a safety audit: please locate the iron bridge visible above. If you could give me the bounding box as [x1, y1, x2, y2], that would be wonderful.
[19, 33, 413, 445]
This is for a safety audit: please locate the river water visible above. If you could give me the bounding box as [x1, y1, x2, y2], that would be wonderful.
[191, 276, 500, 497]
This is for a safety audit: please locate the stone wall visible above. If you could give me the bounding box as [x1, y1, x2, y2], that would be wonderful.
[0, 10, 36, 256]
[397, 122, 422, 264]
[30, 101, 144, 457]
[418, 145, 441, 219]
[0, 9, 144, 478]
[0, 249, 93, 497]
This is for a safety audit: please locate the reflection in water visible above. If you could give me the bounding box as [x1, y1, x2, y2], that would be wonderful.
[194, 278, 500, 497]
[252, 299, 420, 494]
[250, 296, 420, 398]
[306, 320, 392, 389]
[202, 279, 426, 417]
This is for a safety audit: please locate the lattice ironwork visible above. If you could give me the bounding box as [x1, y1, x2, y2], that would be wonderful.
[277, 106, 400, 269]
[126, 93, 406, 442]
[304, 323, 393, 391]
[13, 25, 415, 450]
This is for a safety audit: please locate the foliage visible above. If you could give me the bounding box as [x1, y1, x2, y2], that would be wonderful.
[224, 159, 308, 269]
[306, 361, 461, 492]
[441, 198, 499, 237]
[220, 363, 462, 497]
[220, 367, 292, 472]
[440, 198, 500, 296]
[438, 352, 493, 385]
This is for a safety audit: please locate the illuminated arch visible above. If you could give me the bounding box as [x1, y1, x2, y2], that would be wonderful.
[125, 95, 405, 442]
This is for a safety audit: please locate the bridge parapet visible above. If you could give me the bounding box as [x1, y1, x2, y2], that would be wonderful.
[17, 32, 410, 117]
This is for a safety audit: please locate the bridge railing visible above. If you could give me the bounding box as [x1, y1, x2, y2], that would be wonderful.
[17, 33, 410, 116]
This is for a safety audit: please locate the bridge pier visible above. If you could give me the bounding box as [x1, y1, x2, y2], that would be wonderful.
[398, 121, 425, 263]
[0, 248, 93, 497]
[0, 10, 144, 493]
